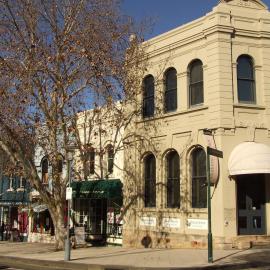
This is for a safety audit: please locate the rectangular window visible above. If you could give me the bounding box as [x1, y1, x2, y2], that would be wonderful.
[108, 147, 114, 174]
[89, 151, 95, 175]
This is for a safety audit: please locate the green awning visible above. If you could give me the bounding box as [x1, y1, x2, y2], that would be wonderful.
[71, 179, 122, 199]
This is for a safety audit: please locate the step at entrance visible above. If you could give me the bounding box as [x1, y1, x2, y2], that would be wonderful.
[233, 236, 270, 249]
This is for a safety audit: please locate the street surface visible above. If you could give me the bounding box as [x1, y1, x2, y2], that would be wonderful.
[0, 241, 269, 269]
[0, 267, 23, 270]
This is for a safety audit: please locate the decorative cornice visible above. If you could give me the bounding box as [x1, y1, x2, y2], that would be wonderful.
[219, 0, 268, 10]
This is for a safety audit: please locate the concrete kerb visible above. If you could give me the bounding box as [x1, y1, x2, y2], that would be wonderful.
[0, 256, 89, 270]
[0, 256, 270, 270]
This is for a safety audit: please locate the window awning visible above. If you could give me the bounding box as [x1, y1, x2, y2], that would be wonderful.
[228, 142, 270, 176]
[71, 179, 123, 199]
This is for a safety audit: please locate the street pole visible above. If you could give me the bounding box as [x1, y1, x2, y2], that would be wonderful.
[206, 148, 213, 263]
[64, 154, 72, 261]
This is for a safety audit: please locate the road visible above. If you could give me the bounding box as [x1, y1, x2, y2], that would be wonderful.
[0, 267, 24, 270]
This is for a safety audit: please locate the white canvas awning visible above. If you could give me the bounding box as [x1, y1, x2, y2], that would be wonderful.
[228, 142, 270, 176]
[33, 204, 48, 213]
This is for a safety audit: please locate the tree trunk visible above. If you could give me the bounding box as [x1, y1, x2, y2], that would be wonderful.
[49, 203, 66, 250]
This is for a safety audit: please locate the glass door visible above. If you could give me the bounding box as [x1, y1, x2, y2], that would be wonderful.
[237, 174, 266, 235]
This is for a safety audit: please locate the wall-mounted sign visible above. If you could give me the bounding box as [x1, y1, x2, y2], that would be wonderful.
[187, 219, 208, 230]
[162, 218, 180, 228]
[139, 217, 156, 227]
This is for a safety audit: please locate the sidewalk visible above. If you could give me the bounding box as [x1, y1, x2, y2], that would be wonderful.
[0, 242, 269, 269]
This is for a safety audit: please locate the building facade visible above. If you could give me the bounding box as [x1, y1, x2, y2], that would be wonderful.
[71, 109, 124, 245]
[123, 0, 270, 249]
[29, 107, 125, 245]
[0, 175, 30, 241]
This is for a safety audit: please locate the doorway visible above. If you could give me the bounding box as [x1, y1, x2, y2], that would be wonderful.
[73, 198, 107, 243]
[237, 174, 266, 235]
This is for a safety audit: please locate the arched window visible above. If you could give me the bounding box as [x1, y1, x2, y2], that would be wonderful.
[142, 75, 155, 118]
[191, 148, 207, 208]
[189, 60, 204, 107]
[166, 151, 180, 208]
[144, 154, 156, 207]
[41, 157, 49, 184]
[107, 145, 114, 174]
[164, 68, 177, 112]
[237, 55, 256, 103]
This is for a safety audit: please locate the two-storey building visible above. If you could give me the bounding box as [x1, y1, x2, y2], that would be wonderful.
[123, 0, 270, 249]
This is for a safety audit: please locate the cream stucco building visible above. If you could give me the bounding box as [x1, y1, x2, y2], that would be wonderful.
[123, 0, 270, 249]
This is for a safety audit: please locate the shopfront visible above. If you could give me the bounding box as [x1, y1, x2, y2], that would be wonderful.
[72, 179, 123, 245]
[27, 203, 55, 243]
[228, 142, 270, 237]
[0, 176, 30, 241]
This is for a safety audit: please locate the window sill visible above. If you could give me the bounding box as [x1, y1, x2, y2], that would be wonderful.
[159, 207, 183, 213]
[233, 103, 265, 110]
[140, 207, 157, 212]
[138, 105, 208, 123]
[186, 105, 208, 113]
[187, 208, 207, 214]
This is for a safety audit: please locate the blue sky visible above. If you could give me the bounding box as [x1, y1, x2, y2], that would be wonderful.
[122, 0, 270, 40]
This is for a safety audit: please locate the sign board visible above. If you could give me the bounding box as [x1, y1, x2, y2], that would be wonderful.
[203, 132, 219, 184]
[66, 187, 72, 200]
[74, 226, 86, 245]
[207, 147, 223, 158]
[162, 218, 180, 228]
[187, 219, 208, 230]
[139, 217, 156, 227]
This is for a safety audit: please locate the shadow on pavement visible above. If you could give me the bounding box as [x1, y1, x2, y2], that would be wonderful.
[71, 247, 170, 261]
[213, 249, 249, 263]
[232, 249, 270, 265]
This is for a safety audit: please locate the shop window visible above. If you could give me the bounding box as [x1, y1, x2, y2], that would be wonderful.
[107, 145, 114, 174]
[164, 68, 177, 112]
[191, 148, 207, 208]
[189, 59, 204, 107]
[166, 151, 180, 208]
[41, 157, 49, 184]
[142, 75, 155, 118]
[144, 153, 156, 207]
[237, 55, 256, 103]
[32, 209, 54, 235]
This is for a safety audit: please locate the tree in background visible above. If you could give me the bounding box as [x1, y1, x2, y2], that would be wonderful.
[0, 0, 147, 249]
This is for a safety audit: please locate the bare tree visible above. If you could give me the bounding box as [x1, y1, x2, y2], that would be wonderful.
[0, 0, 147, 249]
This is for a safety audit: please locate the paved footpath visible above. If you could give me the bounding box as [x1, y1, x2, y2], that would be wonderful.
[0, 242, 269, 269]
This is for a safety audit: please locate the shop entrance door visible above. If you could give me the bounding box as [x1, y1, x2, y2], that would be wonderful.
[74, 198, 107, 243]
[237, 174, 266, 235]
